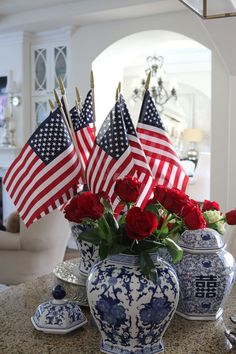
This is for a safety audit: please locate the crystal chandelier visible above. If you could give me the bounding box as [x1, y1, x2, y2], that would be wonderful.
[131, 55, 177, 113]
[179, 0, 236, 19]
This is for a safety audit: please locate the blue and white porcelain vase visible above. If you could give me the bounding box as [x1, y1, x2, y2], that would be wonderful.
[87, 253, 179, 354]
[174, 228, 236, 320]
[70, 223, 99, 277]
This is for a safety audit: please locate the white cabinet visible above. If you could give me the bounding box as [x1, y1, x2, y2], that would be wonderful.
[31, 40, 69, 130]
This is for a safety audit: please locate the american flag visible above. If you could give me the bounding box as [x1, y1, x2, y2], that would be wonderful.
[86, 100, 136, 212]
[137, 90, 189, 191]
[3, 108, 81, 227]
[119, 95, 155, 208]
[70, 90, 95, 172]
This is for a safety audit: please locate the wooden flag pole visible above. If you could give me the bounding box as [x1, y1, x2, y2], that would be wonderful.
[75, 87, 82, 111]
[75, 100, 79, 112]
[54, 89, 86, 182]
[58, 77, 74, 130]
[145, 72, 152, 91]
[90, 70, 96, 136]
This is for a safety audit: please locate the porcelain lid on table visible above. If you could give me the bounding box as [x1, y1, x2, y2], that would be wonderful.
[179, 228, 224, 251]
[31, 285, 87, 334]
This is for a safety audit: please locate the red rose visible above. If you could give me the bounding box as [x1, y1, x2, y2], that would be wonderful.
[225, 209, 236, 225]
[64, 192, 104, 223]
[125, 207, 158, 240]
[162, 188, 189, 215]
[152, 185, 168, 204]
[182, 203, 206, 230]
[114, 176, 141, 203]
[202, 200, 220, 212]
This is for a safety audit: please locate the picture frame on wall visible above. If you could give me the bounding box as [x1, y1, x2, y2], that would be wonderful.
[0, 76, 8, 128]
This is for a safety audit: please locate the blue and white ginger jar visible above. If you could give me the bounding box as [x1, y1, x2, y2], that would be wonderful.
[174, 228, 236, 320]
[87, 253, 179, 354]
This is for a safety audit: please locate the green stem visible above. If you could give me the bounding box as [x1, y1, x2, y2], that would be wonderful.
[102, 215, 112, 240]
[130, 239, 136, 251]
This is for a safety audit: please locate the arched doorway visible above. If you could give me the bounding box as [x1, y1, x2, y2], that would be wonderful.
[92, 30, 211, 201]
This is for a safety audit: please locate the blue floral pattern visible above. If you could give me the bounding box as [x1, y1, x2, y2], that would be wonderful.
[71, 224, 99, 276]
[179, 228, 224, 250]
[87, 254, 179, 354]
[33, 300, 87, 330]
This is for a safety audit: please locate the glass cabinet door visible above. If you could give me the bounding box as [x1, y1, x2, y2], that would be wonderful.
[54, 46, 67, 90]
[33, 48, 48, 94]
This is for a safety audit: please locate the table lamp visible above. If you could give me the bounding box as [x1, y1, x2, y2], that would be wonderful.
[183, 128, 203, 161]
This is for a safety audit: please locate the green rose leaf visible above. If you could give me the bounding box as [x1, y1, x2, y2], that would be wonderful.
[109, 244, 129, 255]
[144, 204, 159, 215]
[165, 237, 183, 264]
[139, 251, 157, 284]
[102, 198, 112, 212]
[98, 217, 112, 242]
[78, 229, 100, 244]
[99, 242, 109, 260]
[105, 212, 119, 230]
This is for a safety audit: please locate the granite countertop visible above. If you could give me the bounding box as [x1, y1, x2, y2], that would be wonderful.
[0, 273, 235, 354]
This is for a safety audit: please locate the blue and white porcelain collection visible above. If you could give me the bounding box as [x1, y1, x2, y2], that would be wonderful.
[37, 227, 236, 353]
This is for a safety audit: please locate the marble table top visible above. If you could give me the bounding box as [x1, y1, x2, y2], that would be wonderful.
[0, 272, 235, 354]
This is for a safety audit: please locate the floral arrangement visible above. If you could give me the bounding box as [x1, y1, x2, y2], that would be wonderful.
[200, 200, 236, 235]
[64, 175, 236, 282]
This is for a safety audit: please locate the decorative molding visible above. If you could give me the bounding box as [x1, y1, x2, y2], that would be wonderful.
[30, 26, 74, 44]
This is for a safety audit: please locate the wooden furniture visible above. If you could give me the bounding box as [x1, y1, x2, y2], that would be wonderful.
[0, 272, 235, 353]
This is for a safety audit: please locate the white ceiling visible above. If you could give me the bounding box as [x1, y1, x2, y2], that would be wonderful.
[0, 0, 184, 33]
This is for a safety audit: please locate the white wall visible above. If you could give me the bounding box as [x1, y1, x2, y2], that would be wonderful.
[0, 32, 30, 147]
[71, 11, 232, 211]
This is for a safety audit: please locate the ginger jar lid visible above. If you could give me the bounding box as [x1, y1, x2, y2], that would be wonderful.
[31, 285, 87, 334]
[179, 228, 224, 252]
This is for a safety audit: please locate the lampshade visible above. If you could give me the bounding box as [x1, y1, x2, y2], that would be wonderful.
[179, 0, 236, 19]
[183, 128, 203, 142]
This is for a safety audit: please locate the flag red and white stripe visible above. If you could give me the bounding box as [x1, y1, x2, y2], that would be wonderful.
[3, 109, 81, 227]
[69, 90, 94, 172]
[137, 90, 189, 192]
[86, 98, 154, 214]
[117, 95, 155, 209]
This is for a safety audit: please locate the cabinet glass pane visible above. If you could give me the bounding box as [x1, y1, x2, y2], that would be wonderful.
[35, 101, 47, 126]
[34, 49, 47, 91]
[54, 46, 67, 89]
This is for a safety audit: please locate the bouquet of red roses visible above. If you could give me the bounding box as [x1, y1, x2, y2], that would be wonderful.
[64, 175, 236, 282]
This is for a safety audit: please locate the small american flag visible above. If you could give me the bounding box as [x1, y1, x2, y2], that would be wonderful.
[119, 95, 155, 208]
[86, 100, 136, 212]
[70, 90, 95, 172]
[137, 90, 189, 191]
[3, 108, 81, 227]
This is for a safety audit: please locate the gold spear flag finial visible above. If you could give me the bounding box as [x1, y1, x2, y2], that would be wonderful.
[58, 77, 65, 95]
[90, 70, 95, 89]
[118, 82, 121, 94]
[54, 89, 61, 108]
[115, 86, 119, 102]
[115, 82, 121, 101]
[75, 87, 82, 109]
[144, 71, 151, 91]
[48, 99, 55, 110]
